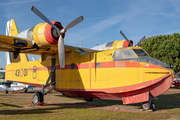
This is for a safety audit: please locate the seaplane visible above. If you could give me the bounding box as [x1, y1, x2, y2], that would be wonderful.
[0, 6, 174, 111]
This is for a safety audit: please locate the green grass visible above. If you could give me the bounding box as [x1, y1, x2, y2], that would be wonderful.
[0, 88, 180, 120]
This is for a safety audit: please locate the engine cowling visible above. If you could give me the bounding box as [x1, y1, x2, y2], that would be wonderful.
[16, 21, 65, 48]
[32, 21, 64, 47]
[91, 40, 133, 51]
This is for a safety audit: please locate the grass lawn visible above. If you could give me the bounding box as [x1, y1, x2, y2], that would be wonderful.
[0, 88, 180, 120]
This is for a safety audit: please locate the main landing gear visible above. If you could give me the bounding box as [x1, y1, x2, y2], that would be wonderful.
[32, 57, 56, 106]
[32, 92, 44, 106]
[142, 94, 156, 111]
[84, 98, 94, 102]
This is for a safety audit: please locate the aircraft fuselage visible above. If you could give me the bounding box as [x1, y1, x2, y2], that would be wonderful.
[5, 46, 174, 104]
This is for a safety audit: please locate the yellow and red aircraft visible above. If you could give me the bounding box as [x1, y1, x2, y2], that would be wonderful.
[0, 6, 174, 111]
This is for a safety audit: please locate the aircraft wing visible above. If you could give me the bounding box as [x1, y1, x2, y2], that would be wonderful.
[65, 45, 97, 55]
[26, 85, 35, 89]
[0, 84, 24, 91]
[0, 34, 32, 52]
[0, 34, 96, 56]
[0, 34, 58, 55]
[7, 87, 25, 91]
[0, 85, 8, 90]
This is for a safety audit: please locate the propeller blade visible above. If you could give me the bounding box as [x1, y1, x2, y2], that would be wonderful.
[58, 35, 65, 68]
[120, 30, 132, 46]
[120, 30, 129, 41]
[136, 36, 146, 46]
[61, 16, 84, 33]
[31, 6, 59, 32]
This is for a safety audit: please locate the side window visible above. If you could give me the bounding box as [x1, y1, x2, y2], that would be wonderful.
[96, 62, 101, 67]
[71, 63, 75, 69]
[12, 82, 17, 85]
[133, 49, 148, 57]
[113, 50, 125, 59]
[122, 49, 137, 58]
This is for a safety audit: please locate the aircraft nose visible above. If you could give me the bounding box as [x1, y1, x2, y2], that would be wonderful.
[141, 57, 171, 70]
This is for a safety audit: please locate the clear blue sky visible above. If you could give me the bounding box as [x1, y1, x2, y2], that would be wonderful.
[0, 0, 180, 68]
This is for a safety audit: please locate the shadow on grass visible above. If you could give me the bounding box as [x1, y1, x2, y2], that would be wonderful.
[152, 93, 180, 110]
[0, 106, 68, 115]
[0, 89, 180, 114]
[54, 91, 180, 111]
[0, 103, 22, 108]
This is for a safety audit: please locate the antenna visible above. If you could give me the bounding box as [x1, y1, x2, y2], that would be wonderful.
[79, 41, 81, 48]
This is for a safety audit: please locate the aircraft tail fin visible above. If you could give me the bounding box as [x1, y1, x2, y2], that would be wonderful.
[6, 19, 29, 65]
[6, 19, 19, 36]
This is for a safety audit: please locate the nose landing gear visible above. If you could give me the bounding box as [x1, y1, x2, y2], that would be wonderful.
[142, 102, 155, 111]
[142, 94, 156, 111]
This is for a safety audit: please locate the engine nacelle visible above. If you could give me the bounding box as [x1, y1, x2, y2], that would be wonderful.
[16, 21, 64, 48]
[33, 21, 64, 47]
[91, 40, 133, 51]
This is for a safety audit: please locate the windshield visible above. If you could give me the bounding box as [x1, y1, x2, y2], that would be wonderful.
[113, 50, 125, 59]
[133, 49, 148, 57]
[121, 49, 137, 58]
[113, 49, 149, 59]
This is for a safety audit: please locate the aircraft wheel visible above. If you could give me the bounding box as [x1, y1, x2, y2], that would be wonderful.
[151, 102, 156, 111]
[142, 103, 150, 111]
[5, 90, 8, 94]
[24, 89, 28, 93]
[32, 92, 44, 106]
[84, 98, 94, 102]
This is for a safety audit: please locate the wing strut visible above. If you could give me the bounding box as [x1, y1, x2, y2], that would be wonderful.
[32, 57, 56, 106]
[42, 57, 56, 95]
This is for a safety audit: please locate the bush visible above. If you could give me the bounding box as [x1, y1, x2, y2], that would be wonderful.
[139, 33, 180, 72]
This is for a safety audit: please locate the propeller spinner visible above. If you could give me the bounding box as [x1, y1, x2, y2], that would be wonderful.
[31, 6, 84, 68]
[120, 30, 133, 46]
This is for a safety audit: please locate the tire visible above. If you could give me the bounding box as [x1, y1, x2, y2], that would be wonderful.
[84, 98, 94, 102]
[24, 89, 28, 93]
[151, 102, 156, 111]
[32, 92, 44, 106]
[142, 103, 150, 111]
[5, 90, 8, 94]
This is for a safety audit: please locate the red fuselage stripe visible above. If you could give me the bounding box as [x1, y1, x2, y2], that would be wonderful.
[39, 61, 167, 70]
[13, 61, 167, 71]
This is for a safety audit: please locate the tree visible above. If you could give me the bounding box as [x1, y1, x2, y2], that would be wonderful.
[139, 33, 180, 72]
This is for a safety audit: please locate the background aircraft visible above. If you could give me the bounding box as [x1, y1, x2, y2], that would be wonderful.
[0, 69, 35, 93]
[0, 6, 174, 111]
[0, 82, 35, 93]
[0, 70, 12, 88]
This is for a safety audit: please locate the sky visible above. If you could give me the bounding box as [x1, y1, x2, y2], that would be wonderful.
[0, 0, 180, 68]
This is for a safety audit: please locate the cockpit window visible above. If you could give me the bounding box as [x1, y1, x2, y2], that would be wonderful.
[113, 50, 125, 59]
[133, 49, 148, 57]
[12, 82, 17, 85]
[122, 49, 137, 58]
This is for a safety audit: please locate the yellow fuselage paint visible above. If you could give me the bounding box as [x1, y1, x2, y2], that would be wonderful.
[5, 47, 171, 91]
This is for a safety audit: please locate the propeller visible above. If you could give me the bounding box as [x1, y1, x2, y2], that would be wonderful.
[120, 30, 133, 46]
[120, 30, 146, 46]
[31, 6, 59, 32]
[31, 6, 84, 68]
[136, 36, 146, 46]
